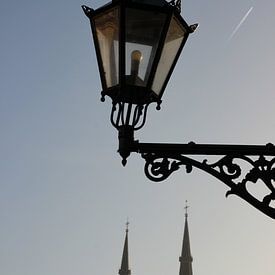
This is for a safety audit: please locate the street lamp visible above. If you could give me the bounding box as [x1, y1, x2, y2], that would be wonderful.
[82, 0, 275, 219]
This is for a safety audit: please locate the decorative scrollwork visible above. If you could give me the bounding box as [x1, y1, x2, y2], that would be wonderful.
[110, 102, 150, 130]
[142, 153, 275, 219]
[143, 154, 181, 182]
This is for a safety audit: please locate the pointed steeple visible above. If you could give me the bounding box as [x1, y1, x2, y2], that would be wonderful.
[119, 221, 131, 275]
[179, 201, 193, 275]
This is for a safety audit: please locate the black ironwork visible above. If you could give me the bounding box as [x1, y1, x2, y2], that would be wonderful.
[134, 141, 275, 219]
[168, 0, 181, 13]
[110, 102, 150, 130]
[82, 5, 94, 17]
[82, 1, 275, 219]
[82, 0, 195, 108]
[116, 132, 275, 218]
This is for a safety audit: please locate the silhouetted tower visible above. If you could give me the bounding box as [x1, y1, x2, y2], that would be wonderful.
[119, 221, 131, 275]
[179, 201, 193, 275]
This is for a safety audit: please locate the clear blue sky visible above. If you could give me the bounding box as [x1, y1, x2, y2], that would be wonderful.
[1, 1, 275, 275]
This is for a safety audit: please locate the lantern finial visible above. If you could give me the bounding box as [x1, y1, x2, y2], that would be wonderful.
[168, 0, 181, 13]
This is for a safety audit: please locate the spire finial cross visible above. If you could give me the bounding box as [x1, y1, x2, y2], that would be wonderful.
[184, 200, 189, 218]
[126, 218, 129, 233]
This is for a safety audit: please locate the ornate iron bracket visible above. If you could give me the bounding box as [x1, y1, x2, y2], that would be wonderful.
[128, 141, 275, 219]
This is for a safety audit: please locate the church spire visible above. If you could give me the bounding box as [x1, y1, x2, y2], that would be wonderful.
[179, 201, 193, 275]
[119, 221, 131, 275]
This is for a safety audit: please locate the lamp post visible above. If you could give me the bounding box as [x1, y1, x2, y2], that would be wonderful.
[82, 0, 275, 219]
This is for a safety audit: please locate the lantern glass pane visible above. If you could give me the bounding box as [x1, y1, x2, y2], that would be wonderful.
[152, 15, 187, 95]
[94, 7, 119, 88]
[125, 8, 166, 87]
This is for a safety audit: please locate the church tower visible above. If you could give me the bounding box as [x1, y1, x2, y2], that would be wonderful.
[179, 202, 193, 275]
[119, 222, 131, 275]
[117, 209, 194, 275]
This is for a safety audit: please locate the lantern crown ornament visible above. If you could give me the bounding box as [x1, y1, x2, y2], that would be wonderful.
[82, 0, 198, 130]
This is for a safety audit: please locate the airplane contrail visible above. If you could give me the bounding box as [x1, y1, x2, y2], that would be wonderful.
[229, 6, 253, 41]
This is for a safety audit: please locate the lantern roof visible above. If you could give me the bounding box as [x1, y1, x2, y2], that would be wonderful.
[131, 0, 168, 7]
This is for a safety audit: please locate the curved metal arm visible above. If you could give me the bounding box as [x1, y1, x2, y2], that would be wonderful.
[133, 142, 275, 219]
[116, 124, 275, 218]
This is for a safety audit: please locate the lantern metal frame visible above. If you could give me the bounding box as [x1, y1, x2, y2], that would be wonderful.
[82, 0, 196, 106]
[82, 0, 275, 219]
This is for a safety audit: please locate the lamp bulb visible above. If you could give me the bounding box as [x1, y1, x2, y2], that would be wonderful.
[131, 50, 142, 62]
[131, 50, 142, 77]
